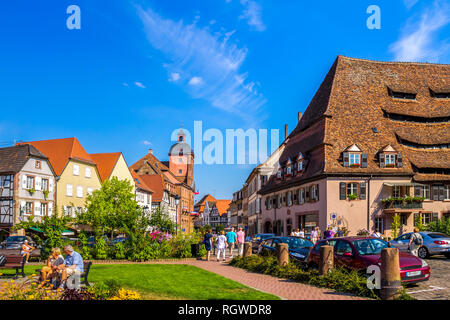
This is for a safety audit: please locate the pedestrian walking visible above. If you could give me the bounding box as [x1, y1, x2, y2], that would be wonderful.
[216, 231, 227, 261]
[226, 228, 237, 258]
[236, 227, 245, 256]
[310, 227, 319, 243]
[202, 228, 214, 261]
[290, 228, 300, 237]
[408, 227, 423, 257]
[299, 228, 305, 238]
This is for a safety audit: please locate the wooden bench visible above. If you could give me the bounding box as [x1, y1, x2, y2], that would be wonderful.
[0, 255, 26, 279]
[35, 261, 92, 287]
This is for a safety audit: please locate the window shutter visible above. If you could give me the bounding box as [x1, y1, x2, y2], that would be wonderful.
[35, 177, 42, 191]
[343, 152, 349, 167]
[22, 175, 27, 189]
[438, 186, 445, 201]
[316, 184, 319, 201]
[361, 153, 368, 168]
[396, 153, 403, 168]
[305, 187, 310, 202]
[432, 185, 439, 201]
[360, 182, 366, 200]
[34, 202, 41, 216]
[48, 202, 53, 216]
[20, 201, 26, 214]
[49, 179, 54, 193]
[379, 153, 385, 168]
[339, 182, 346, 200]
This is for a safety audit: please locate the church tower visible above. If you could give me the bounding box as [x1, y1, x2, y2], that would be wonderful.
[168, 129, 194, 187]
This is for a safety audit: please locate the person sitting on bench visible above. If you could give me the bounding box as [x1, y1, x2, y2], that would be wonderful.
[21, 240, 35, 263]
[38, 248, 65, 288]
[57, 245, 84, 289]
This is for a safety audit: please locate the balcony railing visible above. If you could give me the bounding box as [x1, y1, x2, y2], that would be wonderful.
[384, 201, 423, 209]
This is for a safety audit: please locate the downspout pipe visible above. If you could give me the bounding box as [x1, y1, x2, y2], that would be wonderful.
[367, 175, 373, 231]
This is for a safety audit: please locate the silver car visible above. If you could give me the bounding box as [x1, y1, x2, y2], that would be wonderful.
[390, 232, 450, 259]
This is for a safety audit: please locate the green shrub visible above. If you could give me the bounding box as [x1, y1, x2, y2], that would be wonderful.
[197, 244, 207, 258]
[94, 236, 108, 260]
[77, 232, 92, 260]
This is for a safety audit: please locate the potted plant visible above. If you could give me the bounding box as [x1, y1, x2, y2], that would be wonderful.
[28, 188, 35, 196]
[356, 228, 370, 236]
[350, 163, 360, 168]
[347, 193, 358, 201]
[43, 190, 49, 199]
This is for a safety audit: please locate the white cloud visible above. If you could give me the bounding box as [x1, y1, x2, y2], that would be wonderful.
[169, 72, 181, 82]
[403, 0, 419, 9]
[239, 0, 266, 32]
[136, 5, 266, 122]
[142, 140, 152, 146]
[390, 1, 450, 62]
[188, 76, 203, 85]
[122, 82, 129, 87]
[134, 81, 146, 88]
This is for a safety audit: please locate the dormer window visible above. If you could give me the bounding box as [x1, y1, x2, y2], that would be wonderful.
[430, 89, 450, 99]
[379, 145, 403, 168]
[343, 144, 367, 168]
[276, 168, 282, 179]
[285, 159, 292, 176]
[296, 152, 304, 173]
[388, 87, 416, 100]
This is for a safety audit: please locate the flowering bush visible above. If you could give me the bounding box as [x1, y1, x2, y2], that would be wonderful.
[109, 288, 141, 300]
[356, 228, 370, 236]
[0, 275, 63, 300]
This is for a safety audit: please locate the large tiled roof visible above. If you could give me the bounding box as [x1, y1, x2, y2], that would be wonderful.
[260, 56, 449, 194]
[90, 152, 121, 183]
[130, 171, 154, 194]
[194, 194, 216, 213]
[138, 174, 164, 201]
[0, 144, 49, 174]
[215, 199, 231, 216]
[18, 138, 95, 176]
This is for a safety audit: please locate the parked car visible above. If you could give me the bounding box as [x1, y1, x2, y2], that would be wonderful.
[109, 237, 129, 246]
[307, 237, 430, 284]
[389, 232, 450, 259]
[0, 235, 36, 250]
[258, 236, 314, 261]
[251, 233, 275, 253]
[87, 235, 109, 247]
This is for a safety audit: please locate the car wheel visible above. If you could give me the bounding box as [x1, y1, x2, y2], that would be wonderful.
[418, 246, 429, 259]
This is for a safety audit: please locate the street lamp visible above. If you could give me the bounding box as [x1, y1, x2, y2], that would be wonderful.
[175, 195, 180, 235]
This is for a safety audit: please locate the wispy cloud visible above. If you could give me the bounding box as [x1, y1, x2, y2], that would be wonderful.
[188, 76, 203, 85]
[136, 5, 266, 123]
[142, 140, 152, 146]
[122, 82, 129, 87]
[169, 72, 180, 82]
[389, 0, 450, 62]
[134, 81, 146, 88]
[403, 0, 419, 9]
[239, 0, 266, 31]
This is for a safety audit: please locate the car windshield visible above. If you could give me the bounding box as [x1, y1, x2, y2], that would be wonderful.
[427, 233, 449, 239]
[256, 234, 274, 240]
[352, 239, 388, 256]
[6, 236, 26, 242]
[282, 237, 313, 249]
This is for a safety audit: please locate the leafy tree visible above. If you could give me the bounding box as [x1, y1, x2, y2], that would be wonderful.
[215, 224, 225, 233]
[13, 208, 73, 259]
[148, 207, 177, 234]
[425, 217, 450, 235]
[414, 214, 425, 231]
[391, 214, 401, 238]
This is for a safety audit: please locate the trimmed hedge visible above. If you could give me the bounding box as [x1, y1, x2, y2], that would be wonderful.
[230, 256, 414, 300]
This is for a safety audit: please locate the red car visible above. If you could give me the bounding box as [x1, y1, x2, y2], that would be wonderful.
[307, 237, 430, 284]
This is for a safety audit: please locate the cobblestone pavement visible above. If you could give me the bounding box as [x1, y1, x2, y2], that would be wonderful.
[405, 255, 449, 300]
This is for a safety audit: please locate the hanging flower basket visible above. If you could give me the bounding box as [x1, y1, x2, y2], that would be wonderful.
[28, 188, 35, 196]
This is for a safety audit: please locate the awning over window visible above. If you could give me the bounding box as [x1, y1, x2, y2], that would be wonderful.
[383, 182, 426, 187]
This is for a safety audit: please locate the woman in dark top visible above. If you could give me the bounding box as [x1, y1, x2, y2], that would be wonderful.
[203, 228, 214, 261]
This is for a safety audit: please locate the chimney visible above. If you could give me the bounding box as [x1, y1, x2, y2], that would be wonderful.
[148, 149, 153, 155]
[298, 112, 302, 123]
[284, 124, 288, 140]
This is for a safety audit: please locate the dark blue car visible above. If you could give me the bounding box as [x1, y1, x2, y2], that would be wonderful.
[251, 233, 275, 253]
[258, 236, 314, 261]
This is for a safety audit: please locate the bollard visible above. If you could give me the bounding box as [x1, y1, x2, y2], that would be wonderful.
[243, 242, 252, 257]
[276, 243, 289, 266]
[319, 245, 334, 275]
[380, 248, 402, 300]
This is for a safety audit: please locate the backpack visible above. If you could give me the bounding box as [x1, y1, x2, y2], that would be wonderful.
[413, 234, 423, 246]
[0, 255, 6, 267]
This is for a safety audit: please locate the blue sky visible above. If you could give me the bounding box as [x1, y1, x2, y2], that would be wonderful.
[0, 0, 449, 200]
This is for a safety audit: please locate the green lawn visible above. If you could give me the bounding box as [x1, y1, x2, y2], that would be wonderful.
[1, 264, 279, 300]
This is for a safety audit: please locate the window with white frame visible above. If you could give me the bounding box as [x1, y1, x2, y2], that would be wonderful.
[87, 187, 93, 196]
[26, 176, 34, 189]
[25, 202, 33, 214]
[286, 165, 292, 175]
[41, 179, 49, 192]
[66, 184, 73, 196]
[41, 203, 48, 216]
[422, 213, 431, 225]
[297, 161, 303, 172]
[375, 217, 384, 233]
[347, 183, 359, 196]
[76, 186, 83, 198]
[393, 186, 401, 198]
[85, 167, 91, 178]
[64, 206, 72, 216]
[349, 153, 360, 165]
[73, 164, 80, 176]
[445, 185, 450, 200]
[385, 154, 396, 166]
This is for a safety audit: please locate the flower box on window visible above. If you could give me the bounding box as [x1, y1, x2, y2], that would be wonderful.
[347, 193, 358, 201]
[350, 163, 360, 168]
[386, 164, 395, 168]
